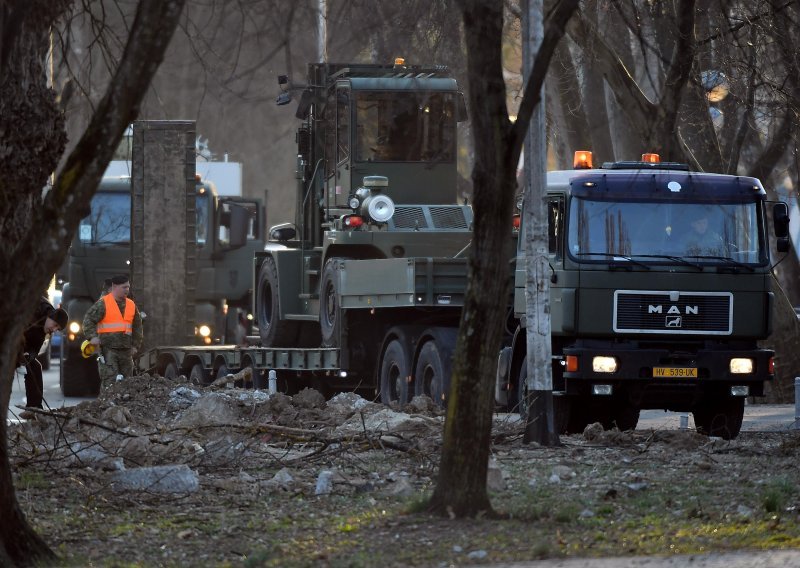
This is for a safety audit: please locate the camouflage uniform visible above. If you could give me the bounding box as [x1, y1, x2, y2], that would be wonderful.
[83, 296, 143, 389]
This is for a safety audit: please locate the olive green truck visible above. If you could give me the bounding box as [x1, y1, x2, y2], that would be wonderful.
[139, 61, 790, 439]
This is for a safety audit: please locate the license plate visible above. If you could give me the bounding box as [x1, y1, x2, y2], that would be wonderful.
[653, 367, 698, 378]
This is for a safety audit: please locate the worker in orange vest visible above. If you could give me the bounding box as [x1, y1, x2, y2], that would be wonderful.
[82, 274, 143, 389]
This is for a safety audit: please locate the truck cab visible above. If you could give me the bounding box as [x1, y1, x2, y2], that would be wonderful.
[504, 153, 790, 439]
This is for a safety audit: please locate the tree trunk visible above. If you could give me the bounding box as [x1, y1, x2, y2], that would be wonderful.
[428, 0, 512, 518]
[0, 1, 186, 564]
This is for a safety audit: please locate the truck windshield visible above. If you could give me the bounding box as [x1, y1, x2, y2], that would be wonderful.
[79, 192, 130, 244]
[355, 91, 455, 162]
[567, 198, 765, 265]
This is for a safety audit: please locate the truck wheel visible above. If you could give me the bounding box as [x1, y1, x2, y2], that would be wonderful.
[60, 348, 100, 397]
[414, 329, 457, 408]
[693, 397, 745, 440]
[320, 259, 343, 347]
[610, 400, 640, 431]
[257, 256, 299, 347]
[379, 338, 413, 406]
[514, 356, 572, 434]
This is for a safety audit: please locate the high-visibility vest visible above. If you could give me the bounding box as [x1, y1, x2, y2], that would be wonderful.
[97, 294, 135, 335]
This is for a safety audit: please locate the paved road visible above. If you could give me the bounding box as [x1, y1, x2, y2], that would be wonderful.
[8, 359, 800, 433]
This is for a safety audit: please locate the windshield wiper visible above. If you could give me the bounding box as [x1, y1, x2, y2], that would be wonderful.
[634, 254, 703, 270]
[575, 252, 651, 270]
[685, 255, 755, 272]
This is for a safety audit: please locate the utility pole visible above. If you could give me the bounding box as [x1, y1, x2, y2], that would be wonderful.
[522, 0, 560, 446]
[317, 0, 327, 63]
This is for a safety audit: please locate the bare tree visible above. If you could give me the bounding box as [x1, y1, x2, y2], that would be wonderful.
[428, 0, 578, 518]
[0, 0, 185, 563]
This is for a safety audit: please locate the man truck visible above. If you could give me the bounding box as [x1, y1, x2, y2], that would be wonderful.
[138, 61, 788, 439]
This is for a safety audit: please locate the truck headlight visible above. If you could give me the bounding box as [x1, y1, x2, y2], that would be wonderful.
[730, 358, 754, 374]
[69, 321, 81, 334]
[198, 325, 212, 338]
[592, 356, 618, 373]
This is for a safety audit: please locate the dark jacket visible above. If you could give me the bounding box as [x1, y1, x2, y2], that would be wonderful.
[22, 296, 55, 359]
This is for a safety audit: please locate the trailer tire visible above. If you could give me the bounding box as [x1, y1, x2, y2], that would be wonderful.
[257, 256, 299, 347]
[379, 338, 413, 406]
[320, 259, 343, 347]
[693, 397, 744, 440]
[189, 363, 207, 385]
[163, 362, 179, 379]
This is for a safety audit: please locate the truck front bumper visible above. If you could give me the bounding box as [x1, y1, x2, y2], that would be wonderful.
[561, 343, 774, 409]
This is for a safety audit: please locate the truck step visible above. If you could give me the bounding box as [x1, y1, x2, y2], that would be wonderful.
[298, 293, 319, 300]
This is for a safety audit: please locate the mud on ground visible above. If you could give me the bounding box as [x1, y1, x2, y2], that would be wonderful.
[9, 373, 800, 567]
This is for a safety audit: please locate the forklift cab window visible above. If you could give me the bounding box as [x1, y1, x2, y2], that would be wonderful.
[79, 192, 130, 244]
[355, 91, 455, 162]
[336, 89, 350, 165]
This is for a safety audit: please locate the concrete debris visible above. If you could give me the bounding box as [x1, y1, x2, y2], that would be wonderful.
[167, 386, 202, 411]
[175, 392, 239, 428]
[100, 405, 132, 429]
[335, 407, 441, 436]
[486, 458, 506, 492]
[315, 469, 334, 495]
[385, 477, 414, 497]
[293, 387, 327, 409]
[111, 464, 199, 493]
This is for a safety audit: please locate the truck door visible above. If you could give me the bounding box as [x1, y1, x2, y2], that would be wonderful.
[325, 86, 352, 209]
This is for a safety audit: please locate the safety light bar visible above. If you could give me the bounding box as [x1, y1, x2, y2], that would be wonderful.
[573, 150, 593, 169]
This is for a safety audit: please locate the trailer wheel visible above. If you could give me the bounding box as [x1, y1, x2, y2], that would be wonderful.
[379, 339, 413, 406]
[257, 256, 299, 347]
[163, 362, 179, 379]
[188, 363, 207, 385]
[414, 329, 457, 408]
[320, 259, 343, 347]
[693, 397, 744, 440]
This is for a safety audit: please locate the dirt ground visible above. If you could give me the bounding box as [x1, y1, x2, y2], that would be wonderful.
[8, 373, 800, 567]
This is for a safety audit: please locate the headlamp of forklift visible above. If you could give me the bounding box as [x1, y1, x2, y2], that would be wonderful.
[364, 194, 395, 223]
[729, 358, 754, 374]
[730, 385, 750, 397]
[198, 325, 212, 338]
[69, 321, 81, 334]
[348, 196, 361, 209]
[592, 356, 618, 373]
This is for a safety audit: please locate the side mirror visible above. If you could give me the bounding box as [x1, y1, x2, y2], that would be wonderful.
[773, 203, 790, 237]
[269, 223, 297, 242]
[226, 204, 249, 249]
[773, 203, 791, 253]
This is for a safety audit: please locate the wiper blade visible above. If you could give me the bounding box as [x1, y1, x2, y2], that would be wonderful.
[685, 255, 755, 272]
[634, 254, 703, 270]
[575, 252, 651, 270]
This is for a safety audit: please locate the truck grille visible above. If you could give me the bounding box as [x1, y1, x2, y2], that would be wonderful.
[389, 206, 470, 231]
[613, 290, 732, 335]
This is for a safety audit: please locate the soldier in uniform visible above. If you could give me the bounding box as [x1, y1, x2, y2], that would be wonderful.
[83, 274, 143, 388]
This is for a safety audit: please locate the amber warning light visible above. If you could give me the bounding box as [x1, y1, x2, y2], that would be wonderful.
[573, 150, 593, 169]
[641, 153, 660, 163]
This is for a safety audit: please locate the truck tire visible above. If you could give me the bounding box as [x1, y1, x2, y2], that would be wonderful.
[414, 328, 457, 408]
[319, 259, 343, 347]
[60, 348, 100, 397]
[257, 256, 299, 347]
[610, 400, 640, 431]
[693, 397, 745, 440]
[514, 356, 572, 434]
[379, 338, 413, 406]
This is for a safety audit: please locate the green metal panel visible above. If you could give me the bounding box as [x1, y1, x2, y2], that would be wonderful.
[271, 249, 303, 316]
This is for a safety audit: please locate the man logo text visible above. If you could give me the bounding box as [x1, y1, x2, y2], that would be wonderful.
[648, 305, 699, 315]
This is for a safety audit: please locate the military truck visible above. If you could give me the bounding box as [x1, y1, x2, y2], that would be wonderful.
[140, 60, 473, 402]
[496, 151, 789, 439]
[61, 175, 265, 396]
